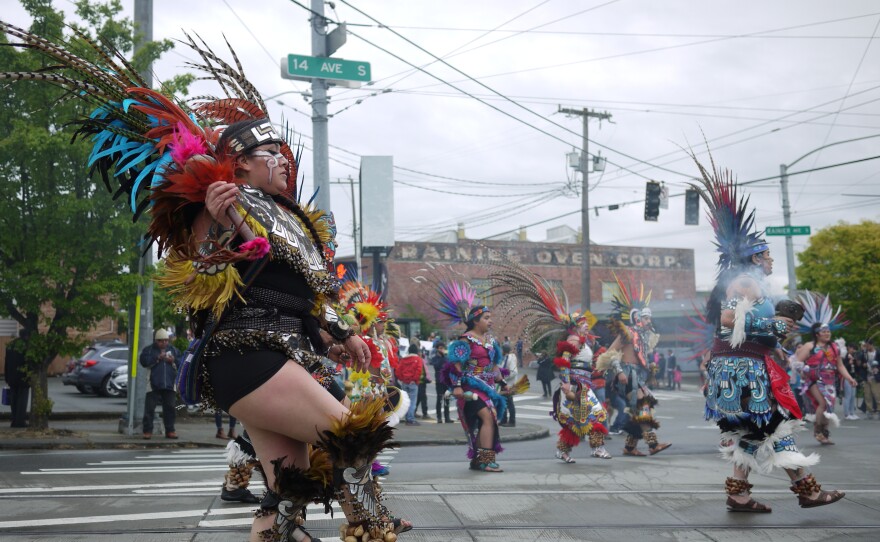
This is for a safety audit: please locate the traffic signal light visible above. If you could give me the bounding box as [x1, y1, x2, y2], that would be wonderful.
[685, 188, 700, 225]
[644, 181, 661, 221]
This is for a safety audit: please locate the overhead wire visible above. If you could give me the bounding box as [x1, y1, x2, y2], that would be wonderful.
[792, 14, 880, 207]
[337, 0, 693, 180]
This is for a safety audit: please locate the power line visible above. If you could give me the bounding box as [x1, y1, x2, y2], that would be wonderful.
[332, 0, 692, 181]
[480, 153, 880, 239]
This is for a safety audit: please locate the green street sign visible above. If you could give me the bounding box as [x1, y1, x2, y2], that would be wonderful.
[285, 54, 371, 82]
[765, 225, 811, 236]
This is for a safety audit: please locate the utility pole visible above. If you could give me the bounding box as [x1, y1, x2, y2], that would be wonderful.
[124, 0, 154, 436]
[778, 164, 797, 295]
[310, 0, 331, 212]
[348, 175, 362, 276]
[558, 107, 612, 312]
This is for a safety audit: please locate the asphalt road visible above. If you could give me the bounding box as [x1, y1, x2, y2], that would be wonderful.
[1, 378, 879, 541]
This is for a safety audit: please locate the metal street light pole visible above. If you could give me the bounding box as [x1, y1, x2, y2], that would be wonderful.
[779, 133, 880, 295]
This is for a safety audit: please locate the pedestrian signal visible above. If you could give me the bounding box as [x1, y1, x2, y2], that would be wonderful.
[685, 188, 700, 225]
[644, 181, 662, 221]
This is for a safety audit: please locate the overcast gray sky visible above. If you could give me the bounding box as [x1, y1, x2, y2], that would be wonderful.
[8, 0, 880, 292]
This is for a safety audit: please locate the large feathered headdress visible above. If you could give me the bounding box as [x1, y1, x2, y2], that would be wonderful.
[339, 281, 389, 332]
[412, 263, 486, 327]
[608, 273, 652, 324]
[0, 22, 300, 252]
[796, 291, 848, 334]
[486, 249, 595, 344]
[688, 152, 768, 274]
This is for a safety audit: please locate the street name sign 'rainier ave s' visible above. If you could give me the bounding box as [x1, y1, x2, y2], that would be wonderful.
[765, 226, 811, 236]
[280, 54, 371, 87]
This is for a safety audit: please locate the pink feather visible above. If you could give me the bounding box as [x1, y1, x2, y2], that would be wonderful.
[238, 237, 270, 260]
[169, 122, 208, 164]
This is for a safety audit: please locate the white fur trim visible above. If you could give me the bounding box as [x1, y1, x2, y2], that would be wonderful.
[823, 412, 840, 428]
[385, 388, 411, 428]
[768, 450, 820, 472]
[718, 431, 761, 472]
[754, 419, 820, 474]
[224, 439, 253, 467]
[576, 344, 594, 363]
[596, 349, 621, 372]
[730, 297, 754, 348]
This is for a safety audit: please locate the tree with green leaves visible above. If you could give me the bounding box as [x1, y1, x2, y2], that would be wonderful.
[0, 0, 190, 429]
[797, 220, 880, 344]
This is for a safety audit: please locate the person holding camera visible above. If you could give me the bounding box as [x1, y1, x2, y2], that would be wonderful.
[857, 340, 880, 418]
[141, 329, 181, 439]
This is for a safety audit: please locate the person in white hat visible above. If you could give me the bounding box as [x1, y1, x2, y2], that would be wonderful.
[140, 329, 181, 439]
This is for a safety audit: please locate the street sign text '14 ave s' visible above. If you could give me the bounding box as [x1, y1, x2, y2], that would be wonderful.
[280, 54, 371, 88]
[765, 226, 811, 236]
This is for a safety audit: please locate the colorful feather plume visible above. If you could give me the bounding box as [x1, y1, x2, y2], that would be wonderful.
[508, 374, 531, 396]
[484, 247, 595, 344]
[339, 281, 388, 332]
[411, 263, 480, 326]
[687, 149, 767, 273]
[796, 291, 848, 334]
[678, 302, 715, 361]
[608, 272, 652, 323]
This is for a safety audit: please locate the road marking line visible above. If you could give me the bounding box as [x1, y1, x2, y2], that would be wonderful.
[0, 509, 210, 529]
[22, 466, 229, 475]
[0, 481, 220, 494]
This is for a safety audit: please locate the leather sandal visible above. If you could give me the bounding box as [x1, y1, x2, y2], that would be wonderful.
[649, 442, 672, 455]
[623, 447, 646, 457]
[726, 496, 772, 513]
[798, 489, 845, 508]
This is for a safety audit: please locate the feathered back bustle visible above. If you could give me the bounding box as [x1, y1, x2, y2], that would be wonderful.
[796, 291, 848, 334]
[484, 247, 594, 345]
[608, 272, 651, 323]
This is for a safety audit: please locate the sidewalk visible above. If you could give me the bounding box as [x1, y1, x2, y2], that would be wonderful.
[0, 415, 548, 451]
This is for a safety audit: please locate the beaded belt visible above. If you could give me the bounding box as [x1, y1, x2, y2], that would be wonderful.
[215, 287, 313, 334]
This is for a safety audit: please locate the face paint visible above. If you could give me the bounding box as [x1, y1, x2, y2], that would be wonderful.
[250, 150, 281, 188]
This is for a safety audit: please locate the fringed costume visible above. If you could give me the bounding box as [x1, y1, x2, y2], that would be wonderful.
[600, 276, 670, 457]
[552, 341, 611, 462]
[692, 152, 844, 512]
[447, 334, 508, 470]
[0, 22, 411, 540]
[482, 248, 608, 461]
[796, 292, 852, 445]
[418, 266, 510, 471]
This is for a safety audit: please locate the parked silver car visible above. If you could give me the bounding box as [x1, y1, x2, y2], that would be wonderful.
[62, 342, 130, 397]
[108, 365, 128, 396]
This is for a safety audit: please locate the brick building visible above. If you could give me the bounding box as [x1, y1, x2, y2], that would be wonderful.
[349, 226, 698, 360]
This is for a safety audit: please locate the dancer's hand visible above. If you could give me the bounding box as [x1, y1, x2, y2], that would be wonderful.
[342, 335, 370, 371]
[452, 386, 463, 399]
[205, 181, 239, 226]
[773, 316, 795, 333]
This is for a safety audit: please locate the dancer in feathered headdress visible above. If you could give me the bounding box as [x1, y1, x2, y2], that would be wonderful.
[679, 302, 716, 397]
[691, 151, 844, 513]
[0, 20, 412, 541]
[415, 265, 509, 472]
[794, 292, 855, 445]
[597, 273, 671, 457]
[486, 250, 610, 461]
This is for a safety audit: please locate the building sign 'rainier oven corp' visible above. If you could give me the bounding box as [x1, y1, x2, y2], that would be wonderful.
[392, 242, 691, 270]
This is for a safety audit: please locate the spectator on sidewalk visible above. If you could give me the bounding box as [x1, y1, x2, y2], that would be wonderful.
[415, 341, 432, 419]
[396, 343, 424, 425]
[515, 337, 524, 368]
[857, 340, 880, 418]
[140, 329, 180, 439]
[4, 336, 31, 429]
[214, 412, 238, 439]
[430, 342, 452, 423]
[499, 344, 517, 427]
[672, 366, 682, 390]
[536, 352, 554, 397]
[666, 349, 677, 389]
[843, 344, 860, 420]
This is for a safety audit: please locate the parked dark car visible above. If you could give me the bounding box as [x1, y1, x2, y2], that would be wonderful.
[62, 342, 130, 397]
